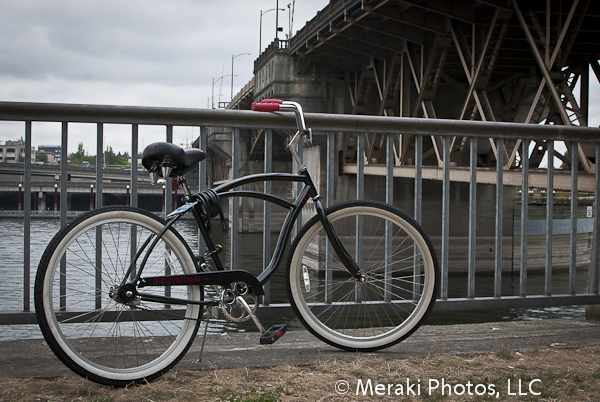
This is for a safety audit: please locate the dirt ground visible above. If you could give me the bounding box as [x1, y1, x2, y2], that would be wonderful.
[1, 345, 599, 402]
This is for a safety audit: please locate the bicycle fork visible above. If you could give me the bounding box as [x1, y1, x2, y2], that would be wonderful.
[313, 198, 366, 282]
[296, 169, 365, 282]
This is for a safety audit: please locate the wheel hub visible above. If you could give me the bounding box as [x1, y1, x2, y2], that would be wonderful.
[109, 283, 139, 305]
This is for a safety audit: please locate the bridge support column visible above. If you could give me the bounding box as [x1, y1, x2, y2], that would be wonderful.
[38, 191, 46, 211]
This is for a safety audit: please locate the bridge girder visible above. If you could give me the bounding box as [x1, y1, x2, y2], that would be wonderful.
[290, 0, 600, 179]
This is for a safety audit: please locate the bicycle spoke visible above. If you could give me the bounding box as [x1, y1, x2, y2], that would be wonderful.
[289, 202, 437, 351]
[37, 208, 201, 385]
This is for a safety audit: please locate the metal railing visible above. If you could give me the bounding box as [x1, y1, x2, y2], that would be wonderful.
[0, 101, 599, 325]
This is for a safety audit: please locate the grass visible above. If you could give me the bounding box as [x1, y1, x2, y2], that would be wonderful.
[0, 345, 599, 401]
[212, 387, 282, 402]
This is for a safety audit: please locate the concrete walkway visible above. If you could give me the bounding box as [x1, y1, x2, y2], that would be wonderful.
[1, 319, 599, 379]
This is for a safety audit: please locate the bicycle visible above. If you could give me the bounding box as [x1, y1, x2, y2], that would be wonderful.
[35, 99, 439, 386]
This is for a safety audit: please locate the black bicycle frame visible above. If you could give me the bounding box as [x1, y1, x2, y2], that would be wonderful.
[206, 169, 363, 285]
[208, 170, 314, 285]
[132, 168, 363, 299]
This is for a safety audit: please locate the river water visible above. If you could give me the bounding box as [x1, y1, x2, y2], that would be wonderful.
[0, 218, 588, 341]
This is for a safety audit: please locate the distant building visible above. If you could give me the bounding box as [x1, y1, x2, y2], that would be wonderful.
[0, 140, 35, 163]
[35, 150, 56, 163]
[38, 145, 61, 163]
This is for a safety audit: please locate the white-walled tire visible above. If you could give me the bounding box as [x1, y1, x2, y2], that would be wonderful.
[287, 200, 438, 351]
[35, 207, 202, 386]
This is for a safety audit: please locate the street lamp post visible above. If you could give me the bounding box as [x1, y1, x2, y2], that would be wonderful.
[18, 183, 22, 212]
[54, 183, 58, 213]
[212, 74, 235, 109]
[126, 184, 130, 206]
[231, 53, 251, 100]
[90, 184, 94, 211]
[260, 6, 285, 54]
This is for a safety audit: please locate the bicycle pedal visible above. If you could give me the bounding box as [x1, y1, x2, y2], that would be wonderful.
[259, 324, 287, 345]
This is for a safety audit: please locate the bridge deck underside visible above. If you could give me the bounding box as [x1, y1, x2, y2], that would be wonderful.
[291, 0, 600, 186]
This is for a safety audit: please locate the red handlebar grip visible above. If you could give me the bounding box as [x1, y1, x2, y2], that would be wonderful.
[251, 99, 284, 112]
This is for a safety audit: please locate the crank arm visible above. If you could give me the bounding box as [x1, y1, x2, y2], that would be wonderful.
[235, 296, 265, 334]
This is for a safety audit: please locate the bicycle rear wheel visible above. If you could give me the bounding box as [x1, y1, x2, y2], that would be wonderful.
[287, 200, 438, 351]
[35, 206, 202, 386]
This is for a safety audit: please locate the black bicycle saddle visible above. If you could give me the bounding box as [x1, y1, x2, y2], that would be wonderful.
[142, 142, 206, 179]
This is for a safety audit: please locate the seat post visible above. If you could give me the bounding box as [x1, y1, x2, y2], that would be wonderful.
[178, 176, 192, 200]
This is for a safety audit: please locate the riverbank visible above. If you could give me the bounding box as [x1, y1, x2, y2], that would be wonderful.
[0, 319, 598, 401]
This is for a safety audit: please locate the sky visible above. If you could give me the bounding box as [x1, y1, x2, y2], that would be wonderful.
[0, 0, 330, 155]
[0, 0, 598, 161]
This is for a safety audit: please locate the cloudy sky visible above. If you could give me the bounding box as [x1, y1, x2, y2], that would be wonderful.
[1, 0, 598, 158]
[0, 0, 329, 154]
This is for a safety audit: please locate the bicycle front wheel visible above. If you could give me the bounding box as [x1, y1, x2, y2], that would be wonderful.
[35, 207, 202, 386]
[287, 200, 438, 351]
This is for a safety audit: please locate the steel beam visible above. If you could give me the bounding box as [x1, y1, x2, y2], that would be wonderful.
[512, 0, 593, 172]
[341, 163, 596, 192]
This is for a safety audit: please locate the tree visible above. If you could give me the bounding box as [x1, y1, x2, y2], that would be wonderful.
[69, 142, 96, 165]
[104, 146, 130, 166]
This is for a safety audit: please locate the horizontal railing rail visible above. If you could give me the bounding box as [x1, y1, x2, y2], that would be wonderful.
[2, 101, 600, 140]
[0, 101, 599, 326]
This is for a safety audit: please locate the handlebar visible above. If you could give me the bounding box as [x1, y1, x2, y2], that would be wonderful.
[251, 99, 283, 112]
[251, 99, 311, 138]
[251, 99, 313, 171]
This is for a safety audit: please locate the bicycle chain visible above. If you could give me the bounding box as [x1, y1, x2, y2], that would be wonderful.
[130, 280, 259, 323]
[133, 302, 214, 322]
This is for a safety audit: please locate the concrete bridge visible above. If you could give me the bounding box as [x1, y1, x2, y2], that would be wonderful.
[0, 0, 598, 324]
[204, 0, 600, 282]
[0, 162, 190, 211]
[225, 0, 600, 186]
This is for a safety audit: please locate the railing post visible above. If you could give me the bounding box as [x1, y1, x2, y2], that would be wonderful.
[520, 139, 529, 297]
[164, 125, 174, 301]
[468, 137, 477, 299]
[325, 132, 335, 303]
[131, 124, 138, 208]
[441, 136, 451, 300]
[60, 122, 68, 228]
[495, 138, 504, 298]
[59, 122, 68, 310]
[165, 125, 173, 216]
[545, 140, 554, 296]
[96, 124, 104, 207]
[231, 127, 240, 270]
[23, 121, 32, 312]
[570, 141, 579, 295]
[355, 133, 364, 302]
[414, 134, 423, 300]
[414, 135, 422, 224]
[198, 126, 208, 260]
[263, 129, 272, 305]
[385, 134, 394, 301]
[294, 135, 304, 236]
[95, 123, 104, 309]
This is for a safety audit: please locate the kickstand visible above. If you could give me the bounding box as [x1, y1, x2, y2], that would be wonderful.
[197, 319, 210, 363]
